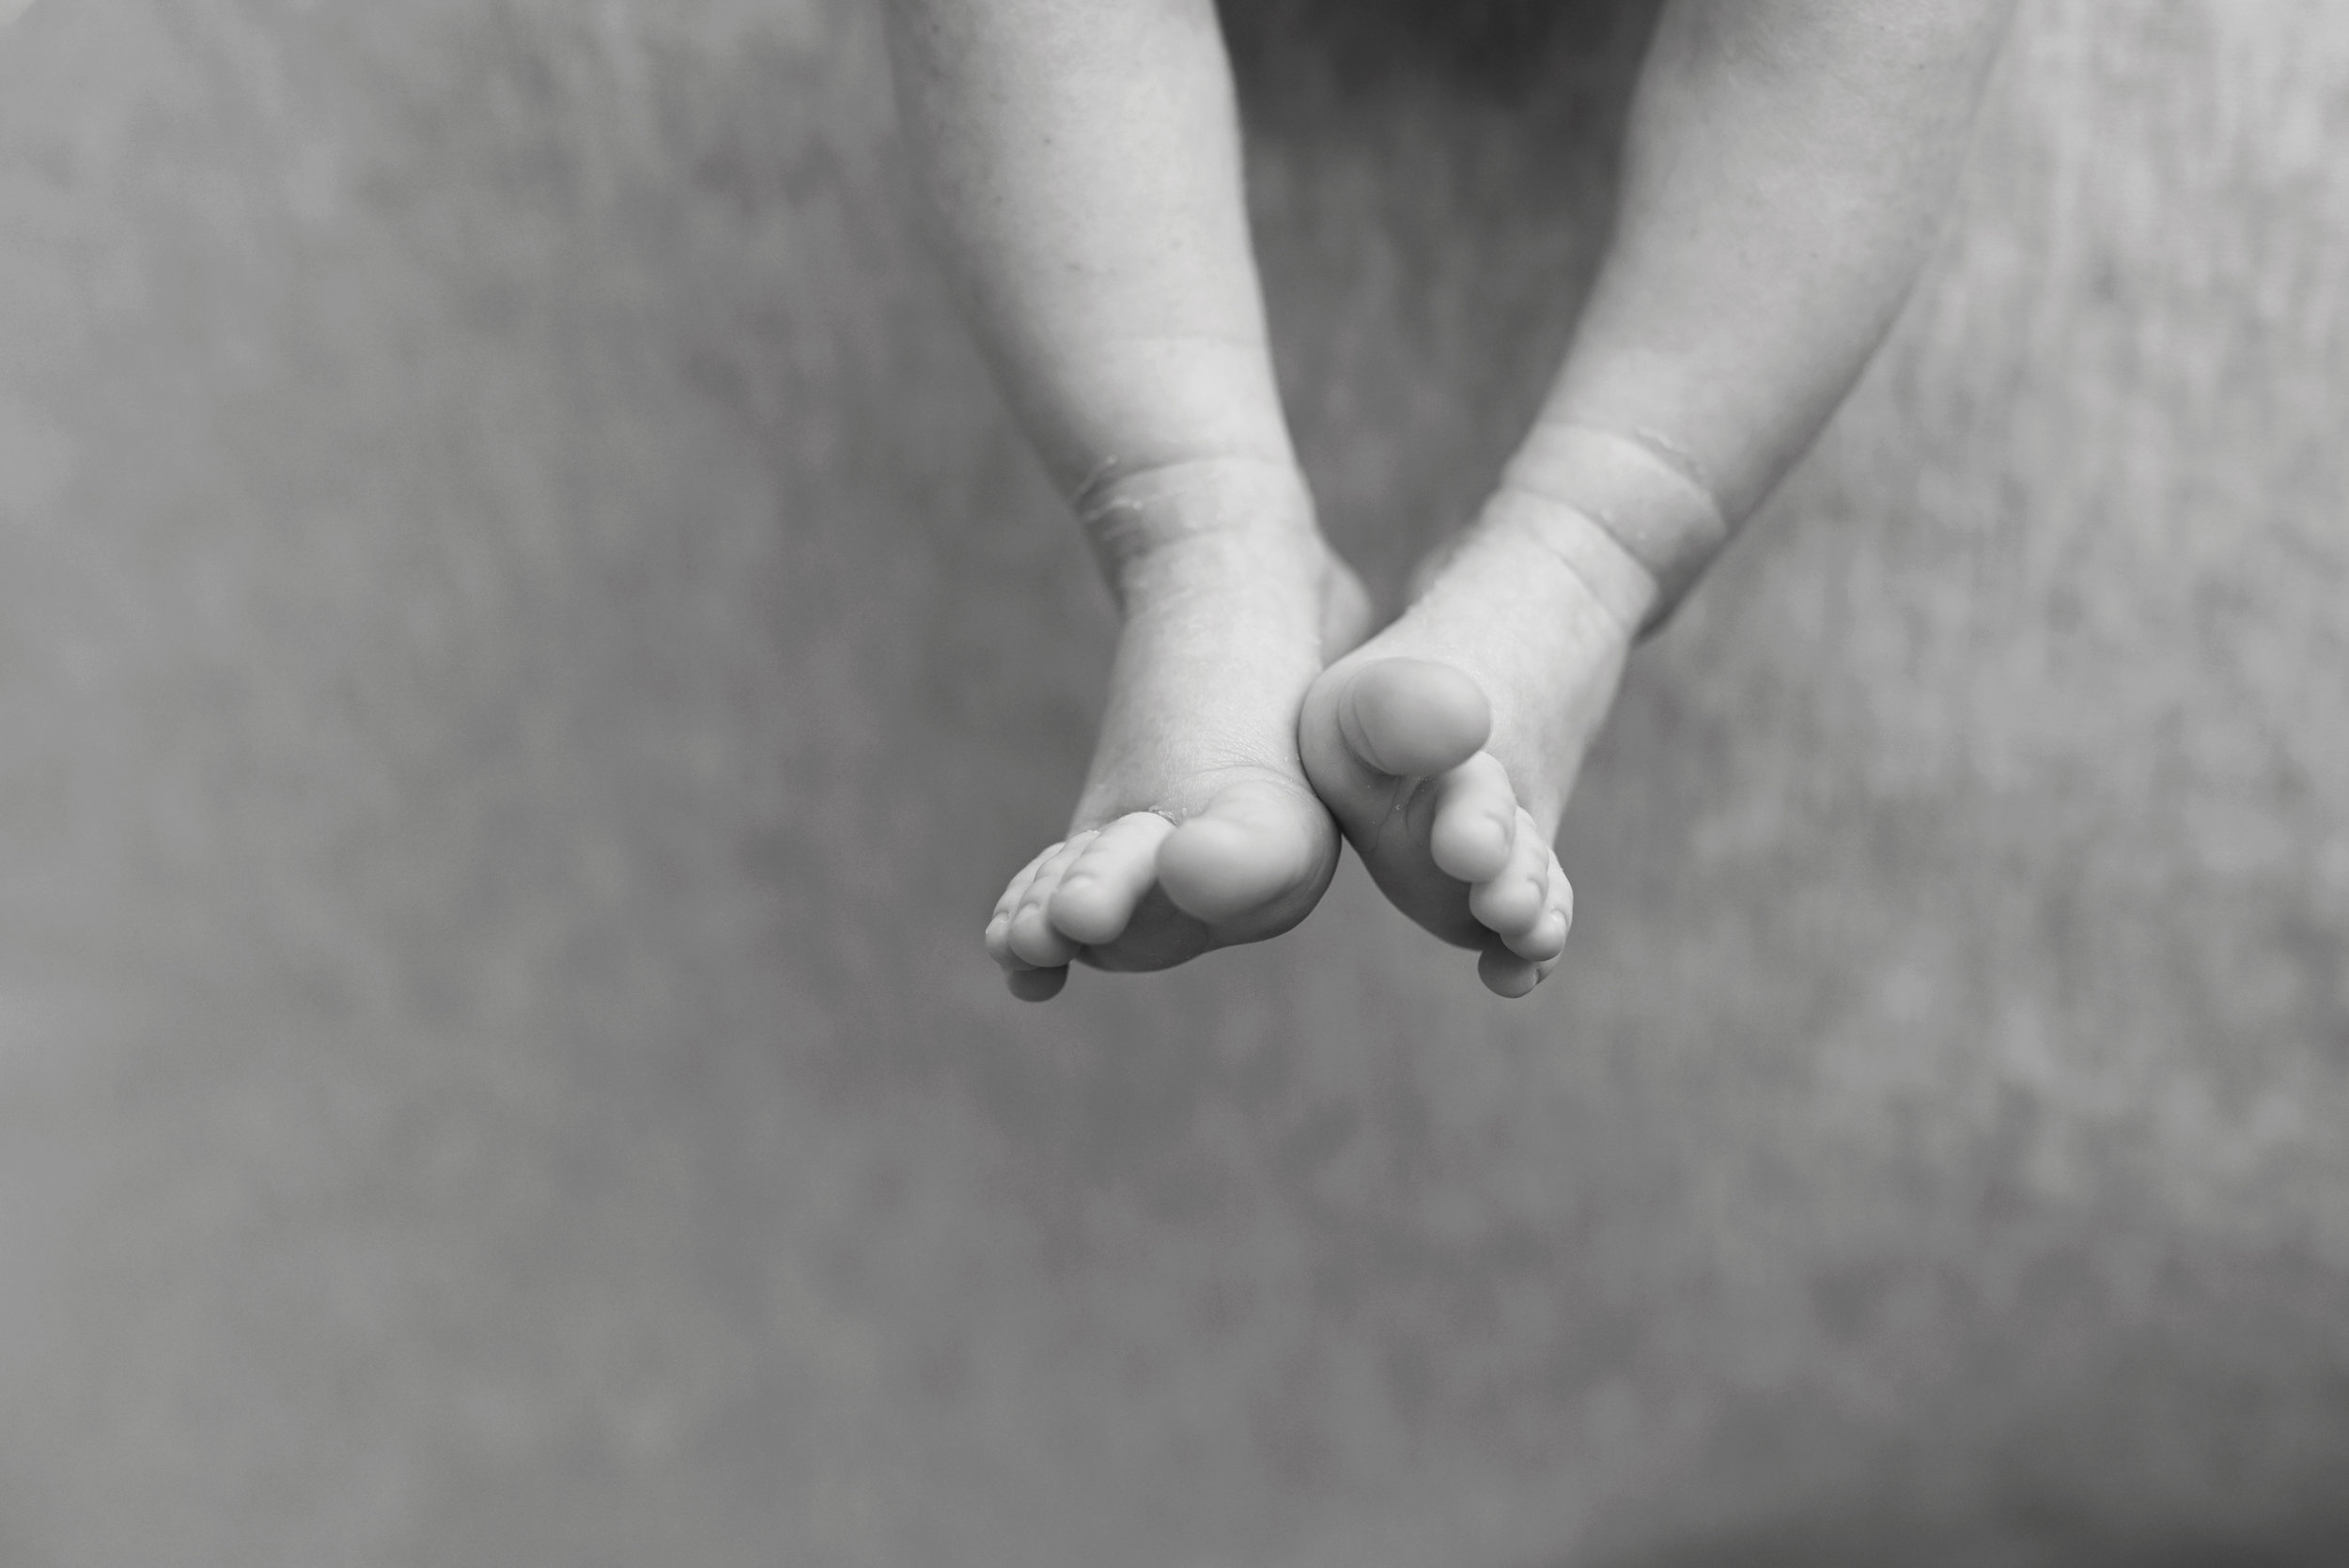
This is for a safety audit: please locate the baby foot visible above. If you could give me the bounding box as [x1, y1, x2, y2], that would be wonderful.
[986, 460, 1371, 1001]
[1298, 489, 1657, 997]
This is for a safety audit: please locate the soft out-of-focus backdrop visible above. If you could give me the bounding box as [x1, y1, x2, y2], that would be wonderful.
[2, 1, 2346, 1563]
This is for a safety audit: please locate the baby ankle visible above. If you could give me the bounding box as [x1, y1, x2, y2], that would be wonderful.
[1072, 457, 1324, 603]
[1475, 487, 1662, 641]
[1499, 423, 1729, 635]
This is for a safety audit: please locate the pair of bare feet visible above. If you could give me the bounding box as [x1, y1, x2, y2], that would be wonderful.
[985, 457, 1657, 1001]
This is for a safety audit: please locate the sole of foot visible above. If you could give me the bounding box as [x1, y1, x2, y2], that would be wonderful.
[985, 461, 1371, 1001]
[1297, 496, 1654, 998]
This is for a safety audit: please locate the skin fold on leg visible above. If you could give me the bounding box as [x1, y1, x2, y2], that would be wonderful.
[886, 0, 1373, 998]
[1299, 0, 2016, 994]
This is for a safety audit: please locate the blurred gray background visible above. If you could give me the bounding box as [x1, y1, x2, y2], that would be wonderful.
[3, 1, 2347, 1564]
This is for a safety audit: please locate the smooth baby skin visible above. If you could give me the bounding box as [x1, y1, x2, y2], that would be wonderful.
[884, 0, 1366, 998]
[1304, 0, 2015, 997]
[898, 0, 2014, 998]
[986, 461, 1368, 999]
[1301, 494, 1655, 999]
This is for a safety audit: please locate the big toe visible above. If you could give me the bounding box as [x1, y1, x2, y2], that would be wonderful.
[1330, 657, 1492, 780]
[1158, 776, 1332, 927]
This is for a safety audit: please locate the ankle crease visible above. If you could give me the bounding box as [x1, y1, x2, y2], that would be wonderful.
[1501, 423, 1730, 635]
[1480, 488, 1661, 643]
[1071, 457, 1322, 600]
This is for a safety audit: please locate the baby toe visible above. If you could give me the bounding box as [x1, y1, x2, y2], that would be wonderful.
[1007, 835, 1092, 969]
[1159, 778, 1326, 924]
[1050, 813, 1174, 945]
[1509, 904, 1569, 964]
[1502, 845, 1571, 961]
[1469, 809, 1549, 936]
[1004, 965, 1069, 1002]
[1477, 944, 1544, 999]
[1333, 657, 1492, 780]
[988, 844, 1060, 968]
[1428, 753, 1518, 883]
